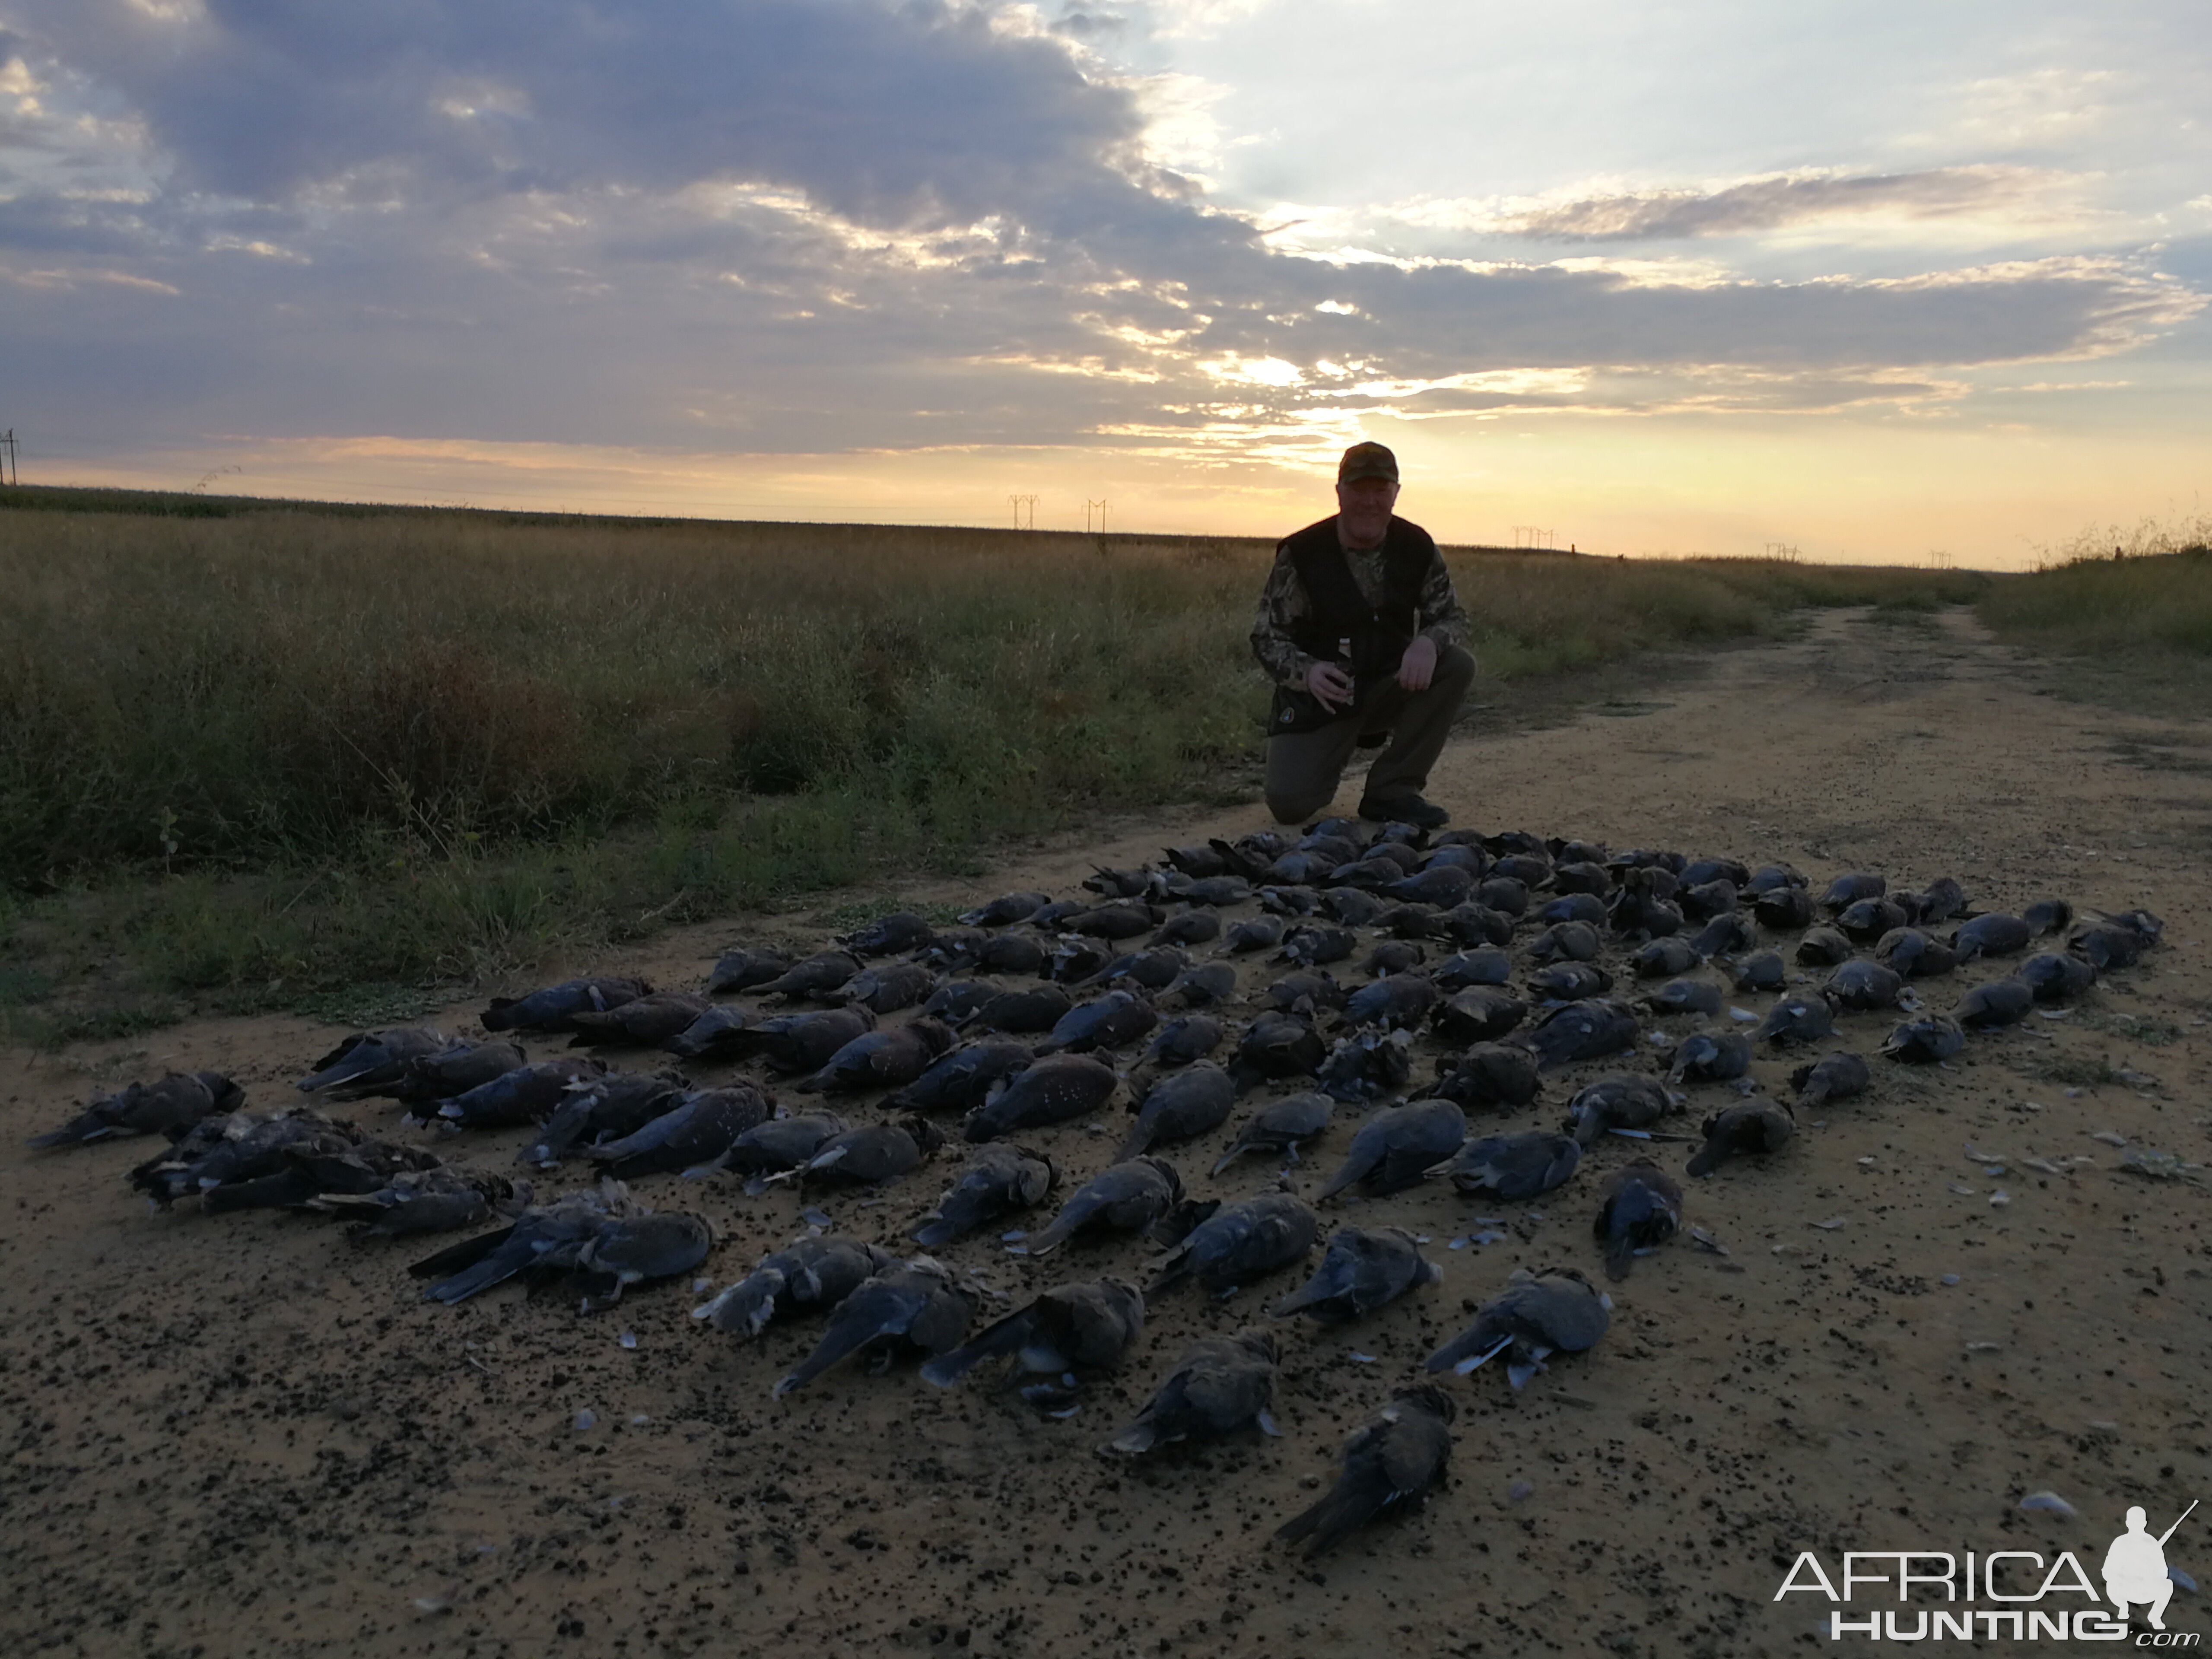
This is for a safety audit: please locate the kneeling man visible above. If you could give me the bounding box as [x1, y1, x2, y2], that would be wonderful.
[1249, 441, 1475, 829]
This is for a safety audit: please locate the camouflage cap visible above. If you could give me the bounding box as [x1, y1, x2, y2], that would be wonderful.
[1337, 441, 1399, 485]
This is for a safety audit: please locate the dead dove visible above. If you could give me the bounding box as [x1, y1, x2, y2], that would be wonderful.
[1424, 1266, 1611, 1389]
[1268, 1226, 1440, 1322]
[692, 1236, 897, 1338]
[295, 1027, 448, 1094]
[910, 1144, 1054, 1247]
[1594, 1159, 1681, 1280]
[1146, 1193, 1318, 1295]
[481, 978, 651, 1033]
[29, 1070, 242, 1149]
[1443, 1131, 1581, 1200]
[1316, 1100, 1466, 1200]
[1564, 1074, 1673, 1146]
[1789, 1051, 1869, 1108]
[1211, 1093, 1335, 1175]
[921, 1277, 1145, 1389]
[1023, 1157, 1185, 1257]
[1098, 1330, 1280, 1456]
[1274, 1384, 1455, 1557]
[963, 1053, 1119, 1142]
[771, 1259, 972, 1398]
[1118, 1064, 1234, 1160]
[1685, 1098, 1795, 1176]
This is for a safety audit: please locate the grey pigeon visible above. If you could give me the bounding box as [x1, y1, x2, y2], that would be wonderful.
[1150, 910, 1221, 947]
[1727, 950, 1788, 993]
[1316, 1099, 1466, 1200]
[410, 1187, 630, 1304]
[569, 992, 712, 1048]
[1036, 990, 1158, 1057]
[921, 1278, 1145, 1388]
[911, 1144, 1055, 1248]
[482, 978, 650, 1034]
[1527, 921, 1602, 965]
[1147, 1193, 1318, 1295]
[706, 947, 792, 994]
[918, 981, 999, 1026]
[1212, 1093, 1335, 1175]
[1023, 1156, 1184, 1257]
[800, 1116, 944, 1188]
[963, 1054, 1119, 1142]
[1263, 971, 1345, 1017]
[969, 984, 1074, 1035]
[30, 1070, 242, 1150]
[296, 1027, 447, 1095]
[1789, 1051, 1869, 1108]
[693, 1236, 897, 1338]
[586, 1084, 775, 1179]
[1820, 873, 1886, 912]
[1564, 1075, 1673, 1146]
[1317, 1028, 1415, 1103]
[1594, 1159, 1681, 1280]
[1424, 1043, 1542, 1110]
[1274, 1385, 1455, 1557]
[720, 1006, 876, 1074]
[1751, 887, 1815, 929]
[1429, 988, 1526, 1045]
[1795, 927, 1854, 966]
[957, 891, 1050, 927]
[1269, 1226, 1439, 1322]
[517, 1071, 687, 1168]
[1228, 1014, 1327, 1092]
[1444, 1131, 1580, 1200]
[1431, 948, 1512, 990]
[1223, 916, 1284, 954]
[434, 1058, 608, 1130]
[835, 963, 941, 1014]
[2019, 951, 2096, 1002]
[318, 1166, 517, 1241]
[1823, 960, 1904, 1012]
[1162, 962, 1238, 1009]
[1424, 1266, 1611, 1389]
[1099, 1331, 1280, 1456]
[1954, 978, 2034, 1029]
[839, 911, 936, 957]
[756, 950, 863, 1000]
[884, 1040, 1033, 1114]
[1755, 992, 1837, 1046]
[1951, 913, 2032, 962]
[571, 1211, 715, 1313]
[1118, 1064, 1234, 1160]
[1874, 927, 1958, 978]
[1515, 1000, 1639, 1068]
[797, 1018, 956, 1093]
[1644, 977, 1722, 1017]
[377, 1040, 530, 1106]
[1340, 973, 1438, 1031]
[1528, 963, 1613, 1002]
[771, 1259, 972, 1398]
[1686, 1098, 1795, 1176]
[1630, 938, 1703, 979]
[1142, 1015, 1226, 1069]
[724, 1112, 848, 1188]
[1667, 1030, 1751, 1085]
[1880, 1014, 1966, 1063]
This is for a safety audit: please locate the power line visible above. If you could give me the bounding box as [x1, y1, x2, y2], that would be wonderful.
[0, 430, 16, 487]
[1008, 494, 1038, 530]
[1085, 499, 1109, 534]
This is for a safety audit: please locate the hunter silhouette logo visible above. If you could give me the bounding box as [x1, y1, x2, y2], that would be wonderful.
[2106, 1503, 2196, 1632]
[1775, 1500, 2199, 1643]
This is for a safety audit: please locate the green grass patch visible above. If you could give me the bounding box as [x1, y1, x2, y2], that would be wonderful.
[2074, 1009, 2183, 1048]
[0, 495, 2001, 1027]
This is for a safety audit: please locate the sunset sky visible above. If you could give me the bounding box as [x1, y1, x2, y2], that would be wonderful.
[2, 0, 2206, 564]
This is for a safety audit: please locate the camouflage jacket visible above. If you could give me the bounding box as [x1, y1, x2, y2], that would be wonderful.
[1249, 518, 1471, 691]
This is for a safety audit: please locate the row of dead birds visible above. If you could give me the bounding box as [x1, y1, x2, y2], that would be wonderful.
[22, 817, 2166, 1555]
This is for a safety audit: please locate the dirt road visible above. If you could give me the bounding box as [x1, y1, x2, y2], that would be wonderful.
[5, 607, 2208, 1659]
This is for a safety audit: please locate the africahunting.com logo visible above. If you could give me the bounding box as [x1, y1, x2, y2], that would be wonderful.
[1776, 1503, 2198, 1644]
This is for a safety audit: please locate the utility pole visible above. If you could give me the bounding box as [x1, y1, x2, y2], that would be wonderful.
[1008, 494, 1038, 531]
[1085, 499, 1109, 535]
[0, 430, 16, 487]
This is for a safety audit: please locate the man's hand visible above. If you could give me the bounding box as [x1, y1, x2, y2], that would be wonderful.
[1397, 635, 1438, 692]
[1304, 660, 1354, 711]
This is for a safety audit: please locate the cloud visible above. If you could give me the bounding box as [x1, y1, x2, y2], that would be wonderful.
[0, 0, 2200, 483]
[1385, 166, 2090, 242]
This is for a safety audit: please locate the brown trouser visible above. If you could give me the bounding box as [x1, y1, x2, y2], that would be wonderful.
[1263, 644, 1476, 823]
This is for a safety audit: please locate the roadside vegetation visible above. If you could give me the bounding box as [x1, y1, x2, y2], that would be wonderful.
[0, 488, 1990, 1038]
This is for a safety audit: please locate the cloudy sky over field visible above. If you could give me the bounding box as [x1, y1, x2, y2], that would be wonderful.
[1, 0, 2207, 560]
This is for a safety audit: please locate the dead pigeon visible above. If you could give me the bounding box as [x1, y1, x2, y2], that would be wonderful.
[771, 1259, 972, 1398]
[1795, 927, 1854, 967]
[1316, 1100, 1465, 1200]
[885, 1040, 1034, 1115]
[435, 1058, 607, 1130]
[839, 911, 936, 957]
[1432, 948, 1513, 990]
[1023, 1156, 1185, 1256]
[1429, 988, 1527, 1045]
[1119, 1064, 1234, 1160]
[1162, 962, 1238, 1009]
[1443, 1131, 1580, 1200]
[1099, 1331, 1280, 1456]
[1212, 1092, 1335, 1175]
[481, 978, 650, 1034]
[1263, 971, 1345, 1017]
[1686, 1098, 1795, 1176]
[1820, 873, 1885, 912]
[706, 947, 792, 994]
[569, 992, 713, 1048]
[1952, 913, 2032, 962]
[800, 1116, 944, 1188]
[1228, 1014, 1328, 1092]
[756, 950, 864, 1000]
[1644, 977, 1723, 1017]
[911, 1144, 1055, 1248]
[1515, 1000, 1639, 1068]
[921, 1277, 1145, 1388]
[1564, 1075, 1672, 1146]
[969, 984, 1074, 1036]
[318, 1166, 518, 1241]
[957, 892, 1051, 927]
[1953, 978, 2034, 1028]
[1880, 1014, 1967, 1063]
[1789, 1051, 1869, 1108]
[1423, 1043, 1543, 1110]
[835, 962, 941, 1014]
[1424, 1266, 1610, 1389]
[1142, 1015, 1226, 1069]
[1274, 1385, 1455, 1557]
[693, 1236, 897, 1338]
[29, 1070, 242, 1149]
[720, 1006, 876, 1074]
[1594, 1159, 1681, 1280]
[723, 1112, 848, 1187]
[1630, 938, 1704, 979]
[1269, 1226, 1439, 1322]
[1340, 973, 1438, 1031]
[1316, 1028, 1415, 1103]
[1875, 927, 1958, 979]
[2018, 950, 2096, 1001]
[1727, 950, 1787, 994]
[518, 1071, 689, 1168]
[797, 1018, 957, 1093]
[586, 1084, 775, 1179]
[1146, 1193, 1319, 1295]
[296, 1027, 447, 1094]
[1667, 1030, 1751, 1085]
[963, 1054, 1119, 1142]
[1822, 960, 1904, 1012]
[1755, 992, 1838, 1045]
